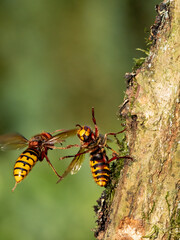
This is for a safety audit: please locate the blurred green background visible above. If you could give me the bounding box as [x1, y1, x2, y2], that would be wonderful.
[0, 1, 158, 240]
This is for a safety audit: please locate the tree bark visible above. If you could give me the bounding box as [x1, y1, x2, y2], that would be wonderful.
[95, 1, 180, 239]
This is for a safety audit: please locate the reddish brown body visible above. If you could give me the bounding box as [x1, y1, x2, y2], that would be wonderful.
[0, 129, 78, 191]
[58, 108, 131, 187]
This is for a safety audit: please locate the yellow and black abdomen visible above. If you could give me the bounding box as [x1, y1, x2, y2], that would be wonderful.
[13, 148, 40, 183]
[89, 149, 110, 187]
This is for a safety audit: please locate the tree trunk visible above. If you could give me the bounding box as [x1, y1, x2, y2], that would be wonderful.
[95, 1, 180, 239]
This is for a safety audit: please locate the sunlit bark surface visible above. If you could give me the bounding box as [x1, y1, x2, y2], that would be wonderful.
[98, 1, 180, 239]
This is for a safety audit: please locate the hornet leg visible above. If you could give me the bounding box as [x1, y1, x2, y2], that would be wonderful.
[12, 182, 18, 192]
[49, 144, 80, 150]
[44, 154, 62, 180]
[92, 107, 99, 138]
[104, 128, 126, 142]
[60, 149, 90, 160]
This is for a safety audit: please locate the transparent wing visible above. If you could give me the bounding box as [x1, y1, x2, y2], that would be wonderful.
[61, 148, 86, 180]
[70, 148, 86, 175]
[47, 128, 78, 144]
[106, 137, 113, 143]
[0, 133, 28, 151]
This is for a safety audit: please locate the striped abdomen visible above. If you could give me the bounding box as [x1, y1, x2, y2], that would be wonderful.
[13, 148, 40, 183]
[89, 149, 110, 187]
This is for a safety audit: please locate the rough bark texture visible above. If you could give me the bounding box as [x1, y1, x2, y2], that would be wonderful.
[97, 1, 180, 239]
